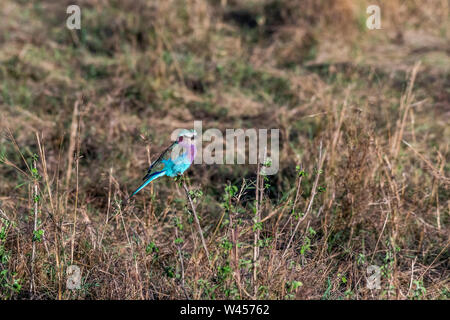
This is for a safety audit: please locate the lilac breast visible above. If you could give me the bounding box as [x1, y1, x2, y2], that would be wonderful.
[188, 144, 197, 162]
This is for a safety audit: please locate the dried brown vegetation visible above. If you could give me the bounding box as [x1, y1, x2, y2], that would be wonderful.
[0, 0, 448, 299]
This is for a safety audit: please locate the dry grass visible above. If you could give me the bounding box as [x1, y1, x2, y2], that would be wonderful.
[0, 0, 448, 299]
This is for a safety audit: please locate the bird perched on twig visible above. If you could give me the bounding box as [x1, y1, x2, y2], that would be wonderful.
[129, 129, 197, 198]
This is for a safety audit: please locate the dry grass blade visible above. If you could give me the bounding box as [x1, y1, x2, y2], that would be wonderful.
[283, 141, 326, 257]
[402, 140, 450, 186]
[29, 158, 39, 296]
[182, 180, 210, 266]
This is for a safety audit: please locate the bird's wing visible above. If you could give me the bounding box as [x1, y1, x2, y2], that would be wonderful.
[142, 141, 178, 180]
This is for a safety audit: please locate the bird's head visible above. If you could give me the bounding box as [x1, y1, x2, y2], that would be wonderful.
[177, 129, 197, 143]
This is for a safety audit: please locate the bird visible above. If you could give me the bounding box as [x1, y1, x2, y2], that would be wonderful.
[129, 129, 197, 198]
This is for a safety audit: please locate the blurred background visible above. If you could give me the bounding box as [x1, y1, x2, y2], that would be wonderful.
[0, 0, 448, 299]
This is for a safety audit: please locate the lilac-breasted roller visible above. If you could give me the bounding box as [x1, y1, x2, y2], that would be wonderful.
[130, 129, 197, 198]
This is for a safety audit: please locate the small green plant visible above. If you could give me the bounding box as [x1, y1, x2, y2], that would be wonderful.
[31, 154, 41, 180]
[258, 236, 272, 248]
[238, 258, 252, 270]
[224, 285, 240, 299]
[173, 216, 183, 231]
[337, 273, 347, 285]
[0, 218, 22, 299]
[300, 231, 315, 256]
[188, 189, 203, 203]
[291, 210, 303, 220]
[357, 253, 366, 265]
[252, 220, 262, 232]
[345, 289, 354, 298]
[32, 229, 44, 242]
[380, 240, 395, 280]
[300, 238, 310, 255]
[145, 241, 159, 262]
[258, 285, 269, 299]
[222, 185, 238, 212]
[285, 280, 303, 299]
[262, 158, 272, 167]
[220, 238, 232, 251]
[296, 165, 307, 177]
[322, 277, 332, 300]
[164, 266, 175, 278]
[412, 280, 426, 300]
[0, 149, 5, 164]
[217, 263, 232, 283]
[438, 287, 449, 299]
[197, 279, 218, 299]
[308, 227, 316, 236]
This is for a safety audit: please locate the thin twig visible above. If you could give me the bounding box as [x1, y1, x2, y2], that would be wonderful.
[283, 141, 326, 257]
[402, 140, 449, 185]
[407, 257, 417, 297]
[418, 241, 450, 281]
[182, 180, 210, 266]
[70, 109, 81, 264]
[65, 101, 79, 205]
[0, 207, 10, 221]
[175, 226, 189, 299]
[36, 133, 55, 215]
[30, 159, 38, 296]
[280, 167, 304, 234]
[253, 161, 262, 298]
[392, 62, 420, 158]
[99, 167, 113, 247]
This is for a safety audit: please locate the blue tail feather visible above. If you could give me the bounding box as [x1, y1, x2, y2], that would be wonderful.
[130, 170, 166, 198]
